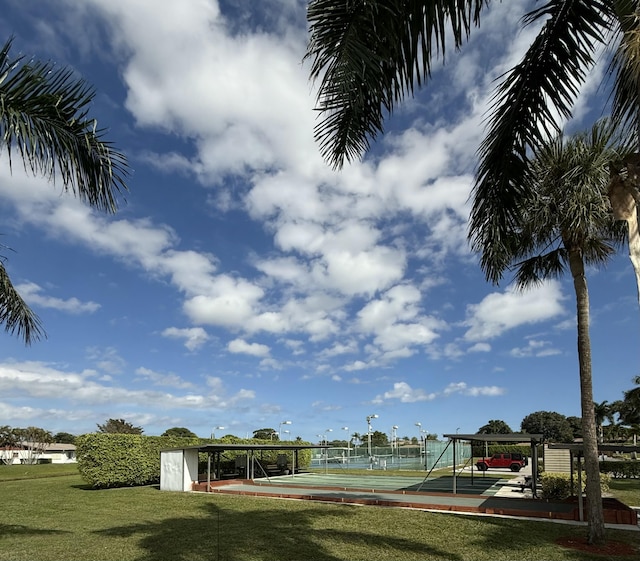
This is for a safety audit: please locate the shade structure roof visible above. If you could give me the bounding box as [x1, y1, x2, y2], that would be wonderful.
[161, 443, 328, 453]
[442, 433, 544, 443]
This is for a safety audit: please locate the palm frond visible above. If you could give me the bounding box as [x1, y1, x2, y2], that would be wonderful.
[510, 249, 567, 290]
[0, 261, 45, 344]
[0, 37, 129, 213]
[471, 0, 614, 283]
[306, 0, 488, 169]
[608, 0, 640, 135]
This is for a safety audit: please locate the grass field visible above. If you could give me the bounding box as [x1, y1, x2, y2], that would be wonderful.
[0, 464, 638, 561]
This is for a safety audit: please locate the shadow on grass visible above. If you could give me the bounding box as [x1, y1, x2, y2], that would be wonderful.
[0, 524, 70, 537]
[93, 501, 459, 561]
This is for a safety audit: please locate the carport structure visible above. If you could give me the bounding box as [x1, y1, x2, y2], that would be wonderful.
[436, 433, 543, 495]
[546, 442, 640, 521]
[160, 443, 327, 492]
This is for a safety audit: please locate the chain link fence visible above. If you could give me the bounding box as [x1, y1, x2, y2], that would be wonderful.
[310, 441, 471, 471]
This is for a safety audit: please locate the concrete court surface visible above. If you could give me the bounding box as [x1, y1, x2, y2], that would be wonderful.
[201, 470, 639, 528]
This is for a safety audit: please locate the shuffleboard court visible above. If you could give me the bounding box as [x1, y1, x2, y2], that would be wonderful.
[250, 472, 510, 496]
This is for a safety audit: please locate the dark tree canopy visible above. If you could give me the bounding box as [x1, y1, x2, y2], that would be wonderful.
[369, 430, 388, 447]
[97, 418, 143, 435]
[566, 416, 583, 440]
[252, 428, 278, 440]
[617, 376, 640, 425]
[161, 427, 197, 438]
[521, 411, 574, 443]
[0, 425, 18, 447]
[477, 420, 513, 434]
[53, 432, 76, 444]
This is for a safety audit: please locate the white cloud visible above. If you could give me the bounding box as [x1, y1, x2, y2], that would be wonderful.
[0, 360, 254, 410]
[228, 338, 270, 358]
[443, 382, 505, 397]
[468, 342, 491, 353]
[85, 347, 126, 375]
[374, 381, 437, 404]
[16, 282, 100, 314]
[464, 281, 566, 342]
[161, 327, 209, 351]
[135, 367, 194, 389]
[509, 339, 562, 358]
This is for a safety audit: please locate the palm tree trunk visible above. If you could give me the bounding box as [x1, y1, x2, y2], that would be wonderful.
[568, 247, 606, 544]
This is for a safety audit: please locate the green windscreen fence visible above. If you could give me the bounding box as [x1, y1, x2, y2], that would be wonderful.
[310, 441, 471, 471]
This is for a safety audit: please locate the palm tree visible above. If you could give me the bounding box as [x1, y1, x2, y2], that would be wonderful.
[494, 119, 630, 543]
[305, 2, 639, 544]
[0, 37, 129, 344]
[305, 2, 638, 254]
[593, 400, 613, 444]
[619, 375, 640, 426]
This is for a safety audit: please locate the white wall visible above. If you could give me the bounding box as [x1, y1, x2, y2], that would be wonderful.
[160, 448, 200, 492]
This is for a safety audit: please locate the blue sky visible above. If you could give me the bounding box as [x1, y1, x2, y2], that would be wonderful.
[0, 0, 638, 443]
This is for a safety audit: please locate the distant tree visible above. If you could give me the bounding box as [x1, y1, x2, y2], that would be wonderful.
[410, 436, 418, 445]
[53, 432, 76, 444]
[370, 430, 388, 447]
[0, 425, 18, 464]
[593, 401, 614, 443]
[14, 426, 53, 464]
[351, 432, 362, 446]
[0, 425, 17, 447]
[161, 427, 197, 438]
[521, 411, 574, 443]
[252, 428, 278, 440]
[97, 419, 143, 435]
[477, 420, 513, 435]
[618, 376, 640, 426]
[566, 416, 583, 440]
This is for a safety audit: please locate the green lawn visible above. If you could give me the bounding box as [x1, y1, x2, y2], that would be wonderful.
[0, 465, 638, 560]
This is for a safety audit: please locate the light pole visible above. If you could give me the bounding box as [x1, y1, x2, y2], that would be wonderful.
[211, 426, 225, 439]
[279, 420, 292, 439]
[391, 425, 399, 461]
[367, 414, 378, 468]
[342, 426, 350, 461]
[415, 422, 422, 458]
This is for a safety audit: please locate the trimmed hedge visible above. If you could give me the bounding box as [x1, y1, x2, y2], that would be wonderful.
[76, 434, 203, 488]
[471, 444, 535, 458]
[76, 433, 314, 489]
[540, 472, 611, 500]
[600, 460, 640, 479]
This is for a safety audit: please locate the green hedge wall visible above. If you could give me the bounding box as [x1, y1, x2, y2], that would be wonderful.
[76, 434, 314, 489]
[76, 434, 203, 488]
[600, 460, 640, 479]
[471, 444, 535, 458]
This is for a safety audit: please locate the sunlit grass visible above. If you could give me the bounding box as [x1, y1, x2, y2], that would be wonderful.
[0, 466, 638, 560]
[0, 463, 78, 481]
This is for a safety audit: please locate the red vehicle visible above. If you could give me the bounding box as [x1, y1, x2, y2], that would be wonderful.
[475, 452, 527, 472]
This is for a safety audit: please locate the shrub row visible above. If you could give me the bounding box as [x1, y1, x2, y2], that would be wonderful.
[76, 434, 203, 488]
[540, 472, 611, 500]
[471, 444, 534, 458]
[600, 460, 640, 479]
[76, 434, 313, 488]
